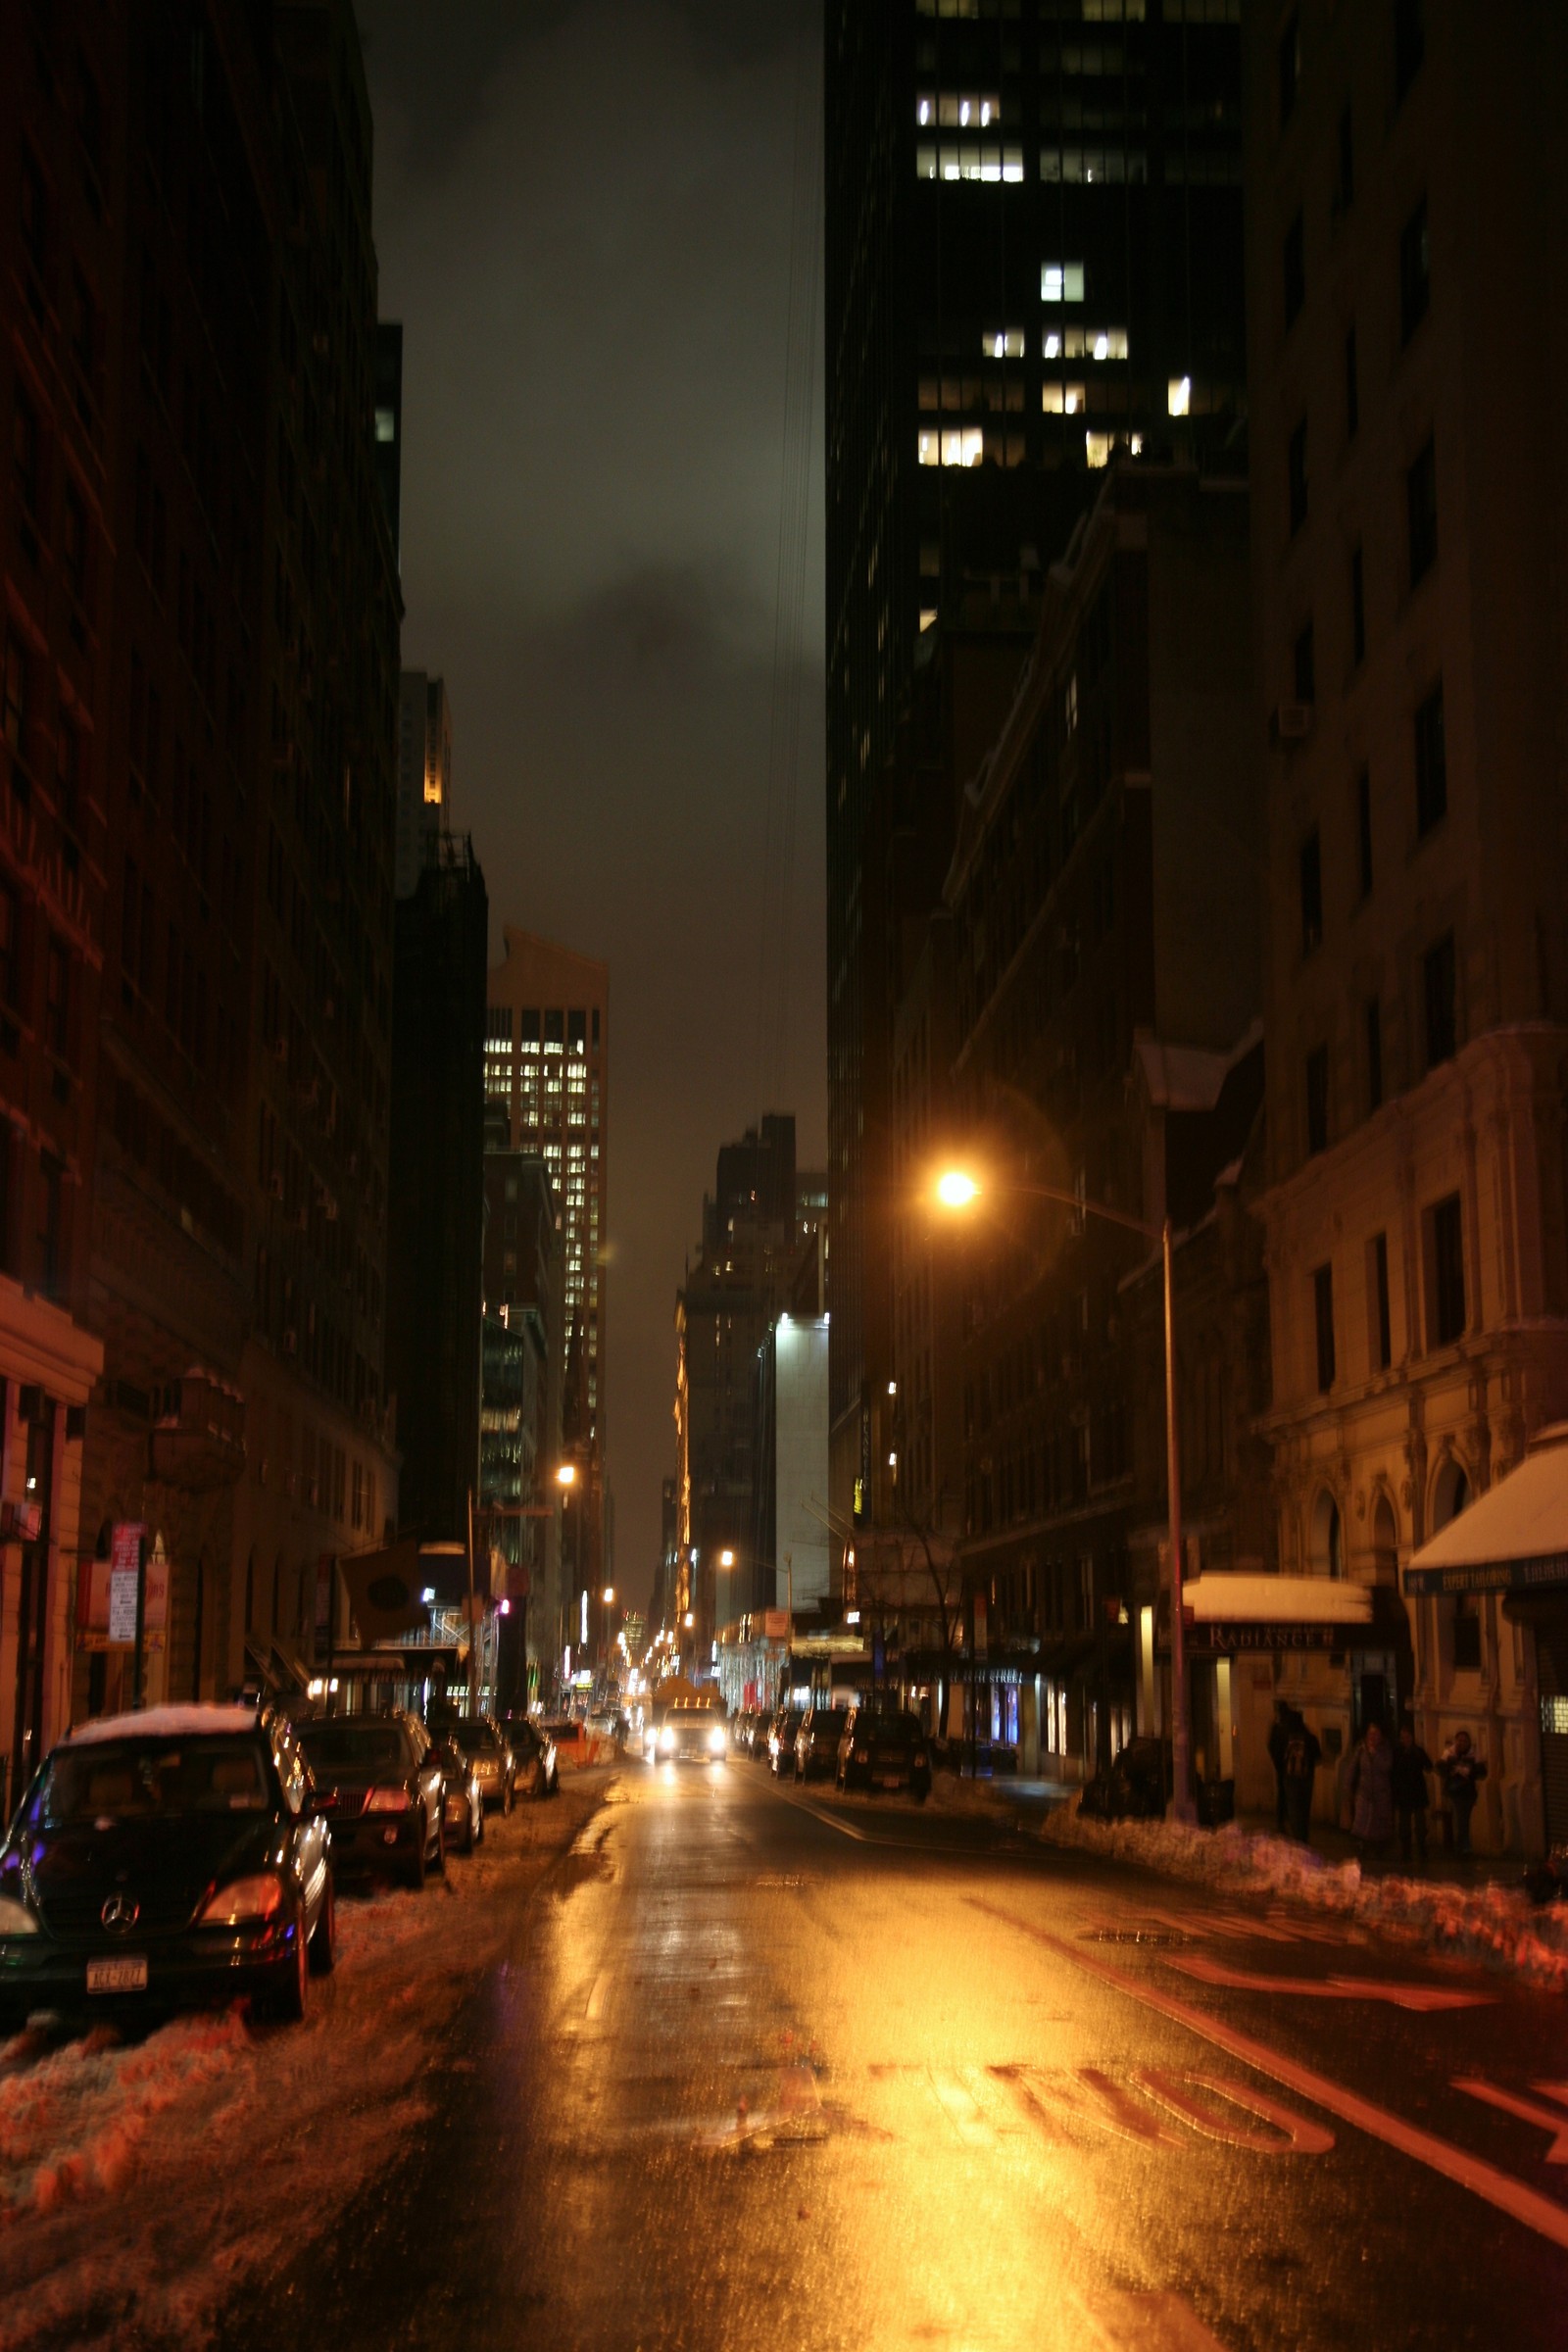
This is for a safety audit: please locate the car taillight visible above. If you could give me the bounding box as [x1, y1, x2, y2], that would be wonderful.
[854, 1746, 869, 1762]
[197, 1873, 286, 1926]
[366, 1786, 411, 1813]
[914, 1752, 928, 1768]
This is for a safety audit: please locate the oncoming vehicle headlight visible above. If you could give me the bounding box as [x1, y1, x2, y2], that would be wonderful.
[197, 1873, 286, 1927]
[708, 1725, 726, 1757]
[658, 1724, 676, 1755]
[0, 1893, 39, 1936]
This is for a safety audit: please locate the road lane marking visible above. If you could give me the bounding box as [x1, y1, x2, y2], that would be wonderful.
[1164, 1952, 1493, 2012]
[1454, 2078, 1568, 2161]
[1075, 2286, 1228, 2351]
[1135, 2068, 1334, 2155]
[970, 1896, 1568, 2253]
[586, 1970, 611, 2021]
[927, 2067, 999, 2145]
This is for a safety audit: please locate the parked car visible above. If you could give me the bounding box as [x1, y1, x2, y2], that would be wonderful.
[499, 1714, 558, 1798]
[296, 1712, 446, 1886]
[768, 1707, 806, 1777]
[433, 1737, 484, 1854]
[794, 1705, 850, 1784]
[835, 1706, 932, 1799]
[0, 1702, 335, 2033]
[731, 1708, 755, 1756]
[756, 1707, 787, 1761]
[446, 1717, 515, 1815]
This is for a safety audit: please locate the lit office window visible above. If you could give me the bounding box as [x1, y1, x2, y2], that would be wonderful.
[1168, 376, 1192, 416]
[918, 427, 983, 467]
[1042, 384, 1087, 416]
[1046, 326, 1127, 362]
[919, 609, 938, 633]
[1042, 263, 1086, 304]
[1085, 432, 1113, 468]
[920, 142, 1023, 183]
[984, 328, 1026, 359]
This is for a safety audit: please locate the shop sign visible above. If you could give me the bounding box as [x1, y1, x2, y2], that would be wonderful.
[1404, 1553, 1568, 1598]
[762, 1608, 789, 1639]
[1184, 1618, 1346, 1655]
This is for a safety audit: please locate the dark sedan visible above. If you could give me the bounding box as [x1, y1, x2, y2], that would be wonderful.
[499, 1715, 558, 1799]
[433, 1738, 484, 1855]
[447, 1716, 515, 1814]
[0, 1702, 334, 2033]
[794, 1705, 850, 1784]
[835, 1706, 933, 1799]
[297, 1712, 446, 1887]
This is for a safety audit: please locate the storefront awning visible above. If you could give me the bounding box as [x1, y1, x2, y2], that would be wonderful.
[1180, 1572, 1374, 1654]
[1406, 1426, 1568, 1596]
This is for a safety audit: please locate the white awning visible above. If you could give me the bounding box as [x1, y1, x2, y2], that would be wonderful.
[1184, 1573, 1372, 1625]
[1406, 1425, 1568, 1596]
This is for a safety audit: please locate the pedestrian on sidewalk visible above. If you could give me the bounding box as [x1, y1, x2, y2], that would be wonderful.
[1391, 1719, 1434, 1867]
[1281, 1711, 1322, 1844]
[1266, 1700, 1295, 1835]
[1348, 1719, 1395, 1869]
[1441, 1728, 1488, 1857]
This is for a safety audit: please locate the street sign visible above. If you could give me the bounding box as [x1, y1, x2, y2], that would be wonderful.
[108, 1567, 138, 1646]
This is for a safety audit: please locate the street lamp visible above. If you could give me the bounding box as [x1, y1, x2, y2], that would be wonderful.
[934, 1164, 1195, 1824]
[556, 1462, 577, 1489]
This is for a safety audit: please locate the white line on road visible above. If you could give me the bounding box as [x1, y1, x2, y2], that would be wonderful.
[586, 1970, 611, 2021]
[1454, 2078, 1568, 2162]
[1165, 1952, 1494, 2012]
[971, 1896, 1568, 2254]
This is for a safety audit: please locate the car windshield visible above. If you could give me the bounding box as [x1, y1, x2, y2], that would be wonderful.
[453, 1724, 500, 1754]
[40, 1738, 272, 1824]
[872, 1715, 923, 1740]
[298, 1722, 409, 1773]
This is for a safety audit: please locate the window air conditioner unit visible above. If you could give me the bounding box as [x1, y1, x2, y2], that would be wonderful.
[1270, 702, 1314, 745]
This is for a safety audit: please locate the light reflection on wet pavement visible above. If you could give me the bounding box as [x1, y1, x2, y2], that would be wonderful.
[218, 1759, 1568, 2352]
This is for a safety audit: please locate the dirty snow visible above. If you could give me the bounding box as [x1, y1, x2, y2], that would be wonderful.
[1038, 1806, 1568, 1992]
[0, 1774, 612, 2351]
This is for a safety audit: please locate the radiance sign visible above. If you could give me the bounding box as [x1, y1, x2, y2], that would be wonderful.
[1184, 1618, 1349, 1655]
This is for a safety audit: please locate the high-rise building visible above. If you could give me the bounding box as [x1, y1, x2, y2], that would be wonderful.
[486, 929, 610, 1654]
[481, 1149, 562, 1695]
[395, 670, 451, 902]
[374, 321, 404, 568]
[386, 834, 488, 1546]
[824, 0, 1247, 1560]
[1243, 0, 1568, 1853]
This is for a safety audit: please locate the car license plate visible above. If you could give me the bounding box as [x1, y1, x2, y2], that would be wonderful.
[877, 1772, 904, 1788]
[87, 1955, 149, 1994]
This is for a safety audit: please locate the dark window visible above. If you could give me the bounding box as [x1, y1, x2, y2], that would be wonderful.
[2, 628, 26, 759]
[38, 1152, 63, 1298]
[1451, 1592, 1481, 1673]
[1395, 0, 1425, 104]
[63, 480, 88, 602]
[0, 883, 18, 1005]
[19, 150, 47, 280]
[1366, 998, 1384, 1111]
[1279, 11, 1300, 123]
[1299, 829, 1322, 955]
[1345, 325, 1358, 439]
[1399, 199, 1430, 344]
[1313, 1263, 1336, 1392]
[1407, 436, 1437, 585]
[1305, 1046, 1330, 1156]
[44, 936, 68, 1059]
[1288, 418, 1308, 534]
[1415, 683, 1446, 833]
[1294, 619, 1316, 706]
[1335, 104, 1354, 211]
[69, 268, 96, 388]
[56, 709, 79, 834]
[1424, 932, 1457, 1068]
[1283, 211, 1305, 329]
[1430, 1192, 1465, 1346]
[12, 390, 39, 516]
[1350, 544, 1365, 665]
[1356, 768, 1373, 896]
[1371, 1233, 1393, 1369]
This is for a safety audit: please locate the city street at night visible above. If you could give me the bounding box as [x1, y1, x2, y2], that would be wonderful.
[9, 1762, 1564, 2350]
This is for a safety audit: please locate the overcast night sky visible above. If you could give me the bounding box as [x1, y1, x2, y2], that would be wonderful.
[355, 0, 827, 1604]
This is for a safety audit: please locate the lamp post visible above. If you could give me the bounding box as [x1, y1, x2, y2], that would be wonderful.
[934, 1165, 1194, 1825]
[557, 1462, 577, 1706]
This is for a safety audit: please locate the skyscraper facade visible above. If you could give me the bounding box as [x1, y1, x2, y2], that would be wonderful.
[1243, 0, 1568, 1852]
[486, 929, 609, 1627]
[824, 0, 1246, 1555]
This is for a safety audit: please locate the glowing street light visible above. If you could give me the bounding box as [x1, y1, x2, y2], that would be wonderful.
[936, 1167, 981, 1209]
[602, 1587, 614, 1606]
[556, 1462, 578, 1489]
[718, 1548, 735, 1568]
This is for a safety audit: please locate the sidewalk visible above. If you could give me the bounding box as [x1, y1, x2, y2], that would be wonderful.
[963, 1781, 1568, 1993]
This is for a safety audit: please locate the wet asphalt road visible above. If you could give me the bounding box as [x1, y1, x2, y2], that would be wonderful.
[221, 1760, 1568, 2351]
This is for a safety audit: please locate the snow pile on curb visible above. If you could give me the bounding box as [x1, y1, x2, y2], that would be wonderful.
[1039, 1806, 1568, 1991]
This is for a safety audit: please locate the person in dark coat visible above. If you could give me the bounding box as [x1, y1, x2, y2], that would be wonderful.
[1441, 1729, 1488, 1857]
[1281, 1711, 1322, 1843]
[1348, 1720, 1395, 1867]
[1266, 1700, 1295, 1834]
[1391, 1721, 1434, 1866]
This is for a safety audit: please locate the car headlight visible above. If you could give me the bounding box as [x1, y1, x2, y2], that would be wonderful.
[0, 1892, 39, 1936]
[367, 1786, 412, 1812]
[708, 1726, 726, 1756]
[197, 1873, 286, 1927]
[659, 1725, 676, 1754]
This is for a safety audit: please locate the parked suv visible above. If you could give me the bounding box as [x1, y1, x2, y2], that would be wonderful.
[794, 1704, 850, 1784]
[835, 1706, 932, 1799]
